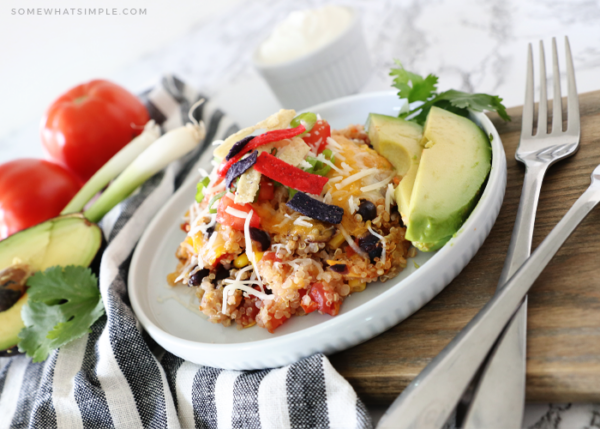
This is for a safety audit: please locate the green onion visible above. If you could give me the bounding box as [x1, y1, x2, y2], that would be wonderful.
[287, 150, 335, 198]
[208, 191, 226, 214]
[290, 112, 317, 137]
[195, 177, 210, 203]
[61, 121, 161, 214]
[84, 122, 205, 223]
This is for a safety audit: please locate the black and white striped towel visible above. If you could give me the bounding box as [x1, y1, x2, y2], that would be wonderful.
[0, 76, 371, 429]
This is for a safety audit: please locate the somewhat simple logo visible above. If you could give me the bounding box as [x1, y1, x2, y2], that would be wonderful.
[11, 7, 147, 16]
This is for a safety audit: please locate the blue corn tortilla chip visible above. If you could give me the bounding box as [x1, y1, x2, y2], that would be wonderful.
[226, 136, 255, 161]
[286, 192, 344, 224]
[226, 151, 258, 189]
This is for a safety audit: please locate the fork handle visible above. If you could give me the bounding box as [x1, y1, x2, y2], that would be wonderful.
[376, 177, 600, 429]
[461, 161, 548, 429]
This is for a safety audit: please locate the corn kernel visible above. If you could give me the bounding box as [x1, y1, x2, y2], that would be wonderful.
[328, 232, 345, 249]
[348, 279, 366, 293]
[255, 251, 264, 262]
[234, 253, 250, 268]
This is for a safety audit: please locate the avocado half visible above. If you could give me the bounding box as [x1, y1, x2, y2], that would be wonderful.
[0, 214, 103, 352]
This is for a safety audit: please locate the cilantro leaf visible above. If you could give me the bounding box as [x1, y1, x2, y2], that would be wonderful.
[391, 61, 511, 125]
[18, 266, 104, 362]
[437, 90, 511, 122]
[390, 60, 438, 103]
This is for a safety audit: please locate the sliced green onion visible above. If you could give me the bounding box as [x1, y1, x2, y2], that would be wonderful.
[195, 177, 210, 203]
[290, 112, 317, 137]
[84, 123, 205, 223]
[61, 121, 161, 214]
[208, 191, 226, 214]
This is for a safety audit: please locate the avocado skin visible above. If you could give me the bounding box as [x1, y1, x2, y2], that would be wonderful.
[0, 214, 102, 353]
[0, 293, 27, 351]
[405, 107, 491, 250]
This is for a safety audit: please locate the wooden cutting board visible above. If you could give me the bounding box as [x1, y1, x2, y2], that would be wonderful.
[330, 90, 600, 405]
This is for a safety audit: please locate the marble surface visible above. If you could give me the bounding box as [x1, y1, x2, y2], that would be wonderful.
[2, 0, 600, 427]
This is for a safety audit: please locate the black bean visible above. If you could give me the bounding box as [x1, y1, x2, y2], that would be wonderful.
[357, 200, 377, 222]
[328, 263, 348, 274]
[358, 232, 382, 262]
[249, 227, 271, 251]
[188, 268, 210, 287]
[205, 226, 215, 237]
[215, 264, 230, 282]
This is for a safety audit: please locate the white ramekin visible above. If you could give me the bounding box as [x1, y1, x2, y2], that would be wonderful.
[252, 7, 372, 110]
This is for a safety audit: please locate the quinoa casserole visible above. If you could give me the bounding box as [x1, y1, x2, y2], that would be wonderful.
[168, 110, 416, 333]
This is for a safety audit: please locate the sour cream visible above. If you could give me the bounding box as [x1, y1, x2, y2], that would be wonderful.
[258, 5, 353, 65]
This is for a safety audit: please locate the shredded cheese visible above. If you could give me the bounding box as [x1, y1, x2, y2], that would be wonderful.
[326, 137, 342, 150]
[225, 206, 249, 219]
[299, 159, 313, 169]
[385, 183, 394, 214]
[316, 154, 345, 175]
[293, 216, 313, 227]
[221, 283, 273, 314]
[338, 224, 367, 257]
[367, 224, 386, 266]
[361, 173, 395, 193]
[329, 149, 346, 161]
[335, 168, 379, 190]
[327, 176, 343, 184]
[244, 210, 264, 291]
[348, 196, 357, 214]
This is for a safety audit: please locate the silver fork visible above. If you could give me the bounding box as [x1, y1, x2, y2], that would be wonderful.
[461, 36, 580, 429]
[376, 36, 581, 429]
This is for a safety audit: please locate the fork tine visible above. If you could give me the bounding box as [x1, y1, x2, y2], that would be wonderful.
[565, 36, 580, 135]
[551, 38, 563, 133]
[537, 41, 548, 135]
[521, 44, 534, 138]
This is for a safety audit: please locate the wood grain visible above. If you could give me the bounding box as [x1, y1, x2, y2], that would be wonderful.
[329, 91, 600, 405]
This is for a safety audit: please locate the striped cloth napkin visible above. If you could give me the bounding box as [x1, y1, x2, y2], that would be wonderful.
[0, 76, 371, 429]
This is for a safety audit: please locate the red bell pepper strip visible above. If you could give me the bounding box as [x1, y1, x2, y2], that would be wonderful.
[253, 152, 329, 195]
[217, 125, 306, 177]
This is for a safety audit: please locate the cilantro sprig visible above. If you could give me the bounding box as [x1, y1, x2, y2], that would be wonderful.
[18, 266, 105, 362]
[390, 60, 510, 125]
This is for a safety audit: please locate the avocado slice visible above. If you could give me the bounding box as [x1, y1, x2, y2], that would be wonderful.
[0, 214, 102, 351]
[366, 113, 423, 216]
[405, 107, 491, 251]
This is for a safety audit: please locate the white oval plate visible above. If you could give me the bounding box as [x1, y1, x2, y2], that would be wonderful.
[129, 91, 507, 370]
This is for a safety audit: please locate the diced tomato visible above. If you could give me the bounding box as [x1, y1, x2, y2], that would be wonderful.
[266, 315, 287, 333]
[299, 289, 319, 314]
[216, 194, 260, 231]
[308, 282, 341, 316]
[261, 252, 281, 264]
[345, 245, 356, 257]
[302, 120, 331, 154]
[258, 177, 275, 201]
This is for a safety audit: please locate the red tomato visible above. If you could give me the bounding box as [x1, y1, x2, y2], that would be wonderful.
[302, 120, 330, 154]
[266, 314, 287, 333]
[309, 282, 341, 316]
[0, 159, 82, 239]
[41, 80, 149, 182]
[299, 289, 319, 314]
[258, 177, 274, 201]
[216, 194, 260, 231]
